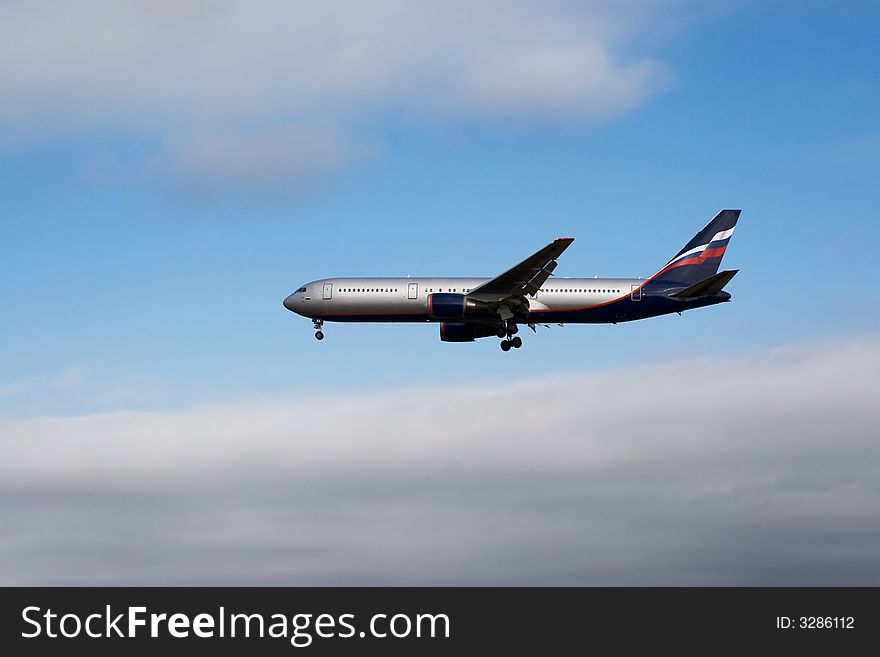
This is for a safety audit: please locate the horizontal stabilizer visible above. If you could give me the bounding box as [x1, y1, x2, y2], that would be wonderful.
[671, 269, 738, 298]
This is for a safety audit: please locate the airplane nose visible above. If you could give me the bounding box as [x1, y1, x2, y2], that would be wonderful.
[283, 293, 297, 311]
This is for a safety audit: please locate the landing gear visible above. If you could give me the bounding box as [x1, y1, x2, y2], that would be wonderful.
[497, 320, 524, 351]
[312, 318, 324, 341]
[315, 330, 324, 340]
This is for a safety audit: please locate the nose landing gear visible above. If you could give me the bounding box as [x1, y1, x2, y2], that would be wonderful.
[312, 319, 324, 341]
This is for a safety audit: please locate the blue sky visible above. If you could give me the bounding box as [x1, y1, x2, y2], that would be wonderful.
[1, 0, 878, 415]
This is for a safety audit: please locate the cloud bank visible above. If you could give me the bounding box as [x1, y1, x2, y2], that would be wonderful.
[0, 0, 683, 195]
[2, 334, 879, 585]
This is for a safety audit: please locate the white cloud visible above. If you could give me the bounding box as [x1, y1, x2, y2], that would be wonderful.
[2, 334, 879, 585]
[459, 42, 667, 119]
[157, 127, 366, 198]
[0, 0, 689, 194]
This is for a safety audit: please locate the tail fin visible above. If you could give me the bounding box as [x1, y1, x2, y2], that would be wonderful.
[651, 209, 740, 286]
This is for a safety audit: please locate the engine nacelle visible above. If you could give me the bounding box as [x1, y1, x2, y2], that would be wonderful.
[427, 293, 491, 319]
[439, 322, 498, 342]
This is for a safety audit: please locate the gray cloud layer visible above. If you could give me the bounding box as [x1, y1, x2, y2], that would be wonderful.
[2, 334, 879, 585]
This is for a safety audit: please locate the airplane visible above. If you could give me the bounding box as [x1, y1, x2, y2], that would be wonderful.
[283, 209, 741, 351]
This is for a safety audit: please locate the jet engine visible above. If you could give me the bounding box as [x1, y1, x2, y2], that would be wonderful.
[427, 293, 492, 319]
[439, 322, 498, 342]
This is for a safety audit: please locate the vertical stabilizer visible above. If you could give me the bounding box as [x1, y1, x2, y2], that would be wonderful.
[651, 209, 740, 286]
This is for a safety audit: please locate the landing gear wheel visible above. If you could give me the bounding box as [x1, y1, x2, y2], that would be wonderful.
[507, 323, 519, 335]
[315, 330, 324, 341]
[496, 327, 507, 339]
[500, 339, 511, 352]
[511, 336, 522, 349]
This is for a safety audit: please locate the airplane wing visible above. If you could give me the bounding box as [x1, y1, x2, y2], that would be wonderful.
[468, 237, 574, 301]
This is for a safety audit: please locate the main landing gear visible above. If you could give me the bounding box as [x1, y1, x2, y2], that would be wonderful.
[312, 319, 324, 341]
[500, 336, 523, 351]
[499, 322, 522, 352]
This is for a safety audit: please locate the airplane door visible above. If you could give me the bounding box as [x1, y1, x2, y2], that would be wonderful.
[631, 284, 642, 301]
[408, 282, 418, 299]
[323, 283, 333, 300]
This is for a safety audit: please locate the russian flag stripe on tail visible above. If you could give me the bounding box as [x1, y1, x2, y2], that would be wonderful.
[650, 209, 740, 287]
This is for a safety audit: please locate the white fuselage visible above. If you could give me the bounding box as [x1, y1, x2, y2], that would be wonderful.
[285, 276, 645, 321]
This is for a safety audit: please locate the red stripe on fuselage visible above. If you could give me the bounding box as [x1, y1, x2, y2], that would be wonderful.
[531, 291, 634, 314]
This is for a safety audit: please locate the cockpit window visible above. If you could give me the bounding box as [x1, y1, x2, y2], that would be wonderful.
[296, 286, 307, 293]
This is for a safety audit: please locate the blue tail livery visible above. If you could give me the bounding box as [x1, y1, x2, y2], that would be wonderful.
[650, 209, 740, 287]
